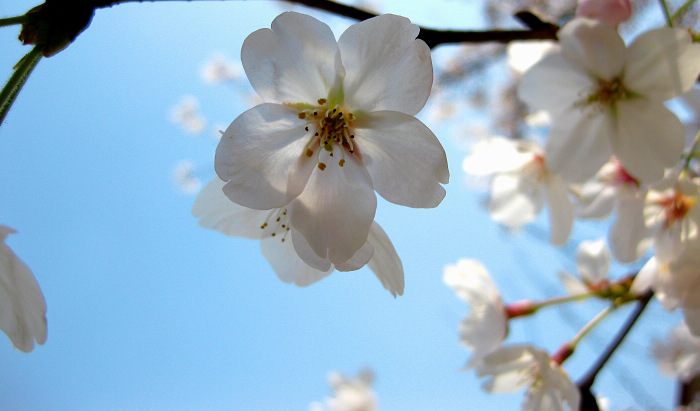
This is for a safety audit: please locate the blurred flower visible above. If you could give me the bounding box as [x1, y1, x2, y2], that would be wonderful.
[463, 137, 574, 245]
[172, 160, 202, 194]
[192, 178, 404, 296]
[573, 159, 650, 263]
[0, 225, 47, 352]
[444, 259, 507, 367]
[215, 12, 448, 269]
[310, 369, 377, 411]
[200, 53, 241, 84]
[558, 239, 611, 294]
[520, 18, 700, 184]
[476, 344, 580, 411]
[576, 0, 631, 27]
[652, 322, 700, 381]
[506, 40, 556, 75]
[171, 95, 206, 135]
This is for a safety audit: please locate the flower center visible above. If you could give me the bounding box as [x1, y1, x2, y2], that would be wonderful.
[297, 98, 356, 171]
[585, 77, 629, 106]
[260, 207, 291, 242]
[659, 192, 698, 229]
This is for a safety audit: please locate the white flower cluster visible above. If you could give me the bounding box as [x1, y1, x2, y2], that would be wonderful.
[193, 12, 448, 295]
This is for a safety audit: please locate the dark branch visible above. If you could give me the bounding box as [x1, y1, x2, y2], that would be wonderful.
[577, 290, 654, 410]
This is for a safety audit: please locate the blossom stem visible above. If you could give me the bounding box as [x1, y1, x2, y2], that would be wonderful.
[569, 305, 614, 351]
[671, 0, 698, 21]
[658, 0, 675, 27]
[0, 46, 42, 128]
[577, 290, 654, 390]
[0, 15, 31, 28]
[683, 130, 700, 171]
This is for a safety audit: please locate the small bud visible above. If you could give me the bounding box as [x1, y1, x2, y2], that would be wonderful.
[576, 0, 631, 27]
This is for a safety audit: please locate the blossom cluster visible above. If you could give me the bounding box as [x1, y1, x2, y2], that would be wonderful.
[193, 12, 448, 296]
[452, 3, 700, 409]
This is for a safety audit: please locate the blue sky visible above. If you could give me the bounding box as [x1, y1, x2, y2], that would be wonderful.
[0, 1, 682, 409]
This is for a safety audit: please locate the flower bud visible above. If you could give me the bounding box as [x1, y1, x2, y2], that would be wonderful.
[576, 0, 631, 27]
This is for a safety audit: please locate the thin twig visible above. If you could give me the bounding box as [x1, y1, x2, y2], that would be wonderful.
[91, 0, 559, 48]
[0, 46, 42, 127]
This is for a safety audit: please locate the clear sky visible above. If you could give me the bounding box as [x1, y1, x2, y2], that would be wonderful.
[0, 0, 682, 410]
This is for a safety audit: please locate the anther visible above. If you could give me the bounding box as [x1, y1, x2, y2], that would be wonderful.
[318, 163, 327, 171]
[317, 98, 326, 105]
[339, 159, 345, 167]
[298, 113, 306, 119]
[305, 126, 309, 131]
[305, 149, 314, 157]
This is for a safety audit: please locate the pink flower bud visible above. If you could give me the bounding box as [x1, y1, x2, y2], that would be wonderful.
[576, 0, 632, 27]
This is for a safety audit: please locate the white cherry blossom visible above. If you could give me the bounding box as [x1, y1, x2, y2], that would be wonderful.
[463, 136, 574, 245]
[573, 159, 651, 263]
[0, 226, 47, 352]
[519, 18, 700, 184]
[476, 344, 580, 411]
[192, 178, 404, 296]
[443, 259, 507, 367]
[652, 322, 700, 381]
[575, 0, 631, 27]
[215, 12, 448, 269]
[310, 369, 378, 411]
[558, 239, 611, 294]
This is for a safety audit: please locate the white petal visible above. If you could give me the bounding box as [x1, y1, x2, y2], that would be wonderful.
[545, 105, 613, 183]
[241, 12, 340, 104]
[462, 137, 535, 176]
[625, 28, 700, 102]
[546, 177, 574, 246]
[192, 178, 268, 239]
[338, 14, 431, 116]
[335, 240, 374, 272]
[261, 232, 333, 286]
[575, 182, 616, 219]
[355, 111, 448, 208]
[443, 259, 499, 303]
[519, 51, 594, 116]
[461, 304, 507, 367]
[489, 173, 543, 228]
[215, 103, 315, 209]
[365, 222, 404, 297]
[612, 100, 685, 184]
[290, 152, 376, 265]
[557, 271, 589, 295]
[610, 188, 652, 263]
[290, 226, 333, 272]
[0, 227, 47, 352]
[575, 239, 610, 283]
[559, 18, 626, 80]
[631, 257, 658, 295]
[478, 345, 537, 393]
[684, 307, 700, 337]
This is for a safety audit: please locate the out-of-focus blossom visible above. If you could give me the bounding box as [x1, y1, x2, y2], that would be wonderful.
[574, 159, 650, 263]
[200, 53, 241, 84]
[192, 178, 404, 296]
[506, 40, 556, 75]
[171, 95, 206, 135]
[558, 239, 611, 294]
[215, 12, 447, 270]
[477, 344, 580, 411]
[632, 244, 700, 335]
[463, 137, 574, 245]
[444, 259, 507, 367]
[652, 322, 700, 380]
[310, 369, 377, 411]
[172, 160, 202, 194]
[0, 226, 47, 352]
[576, 0, 631, 27]
[520, 18, 700, 184]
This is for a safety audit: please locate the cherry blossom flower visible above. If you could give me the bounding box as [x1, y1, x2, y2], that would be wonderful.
[192, 178, 404, 296]
[476, 344, 580, 411]
[519, 18, 700, 184]
[200, 53, 241, 84]
[632, 244, 700, 335]
[444, 259, 507, 367]
[0, 225, 47, 352]
[171, 95, 206, 135]
[573, 159, 651, 263]
[558, 239, 611, 294]
[652, 322, 700, 381]
[462, 137, 574, 245]
[310, 369, 378, 411]
[576, 0, 631, 27]
[215, 12, 448, 268]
